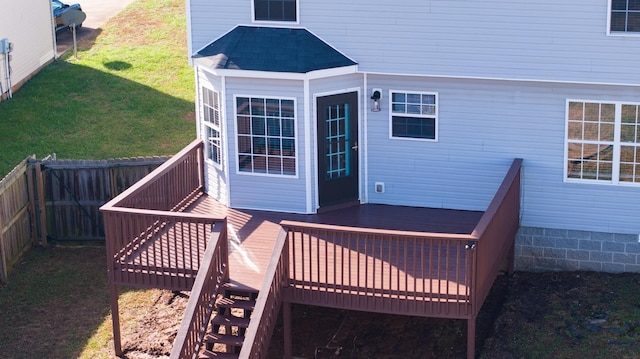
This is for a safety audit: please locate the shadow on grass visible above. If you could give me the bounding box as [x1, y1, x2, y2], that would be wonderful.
[56, 28, 104, 56]
[0, 58, 195, 178]
[0, 246, 155, 358]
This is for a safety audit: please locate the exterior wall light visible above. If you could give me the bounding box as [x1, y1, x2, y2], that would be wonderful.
[371, 88, 382, 112]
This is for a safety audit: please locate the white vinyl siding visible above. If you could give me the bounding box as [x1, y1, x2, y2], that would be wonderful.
[565, 100, 640, 185]
[366, 74, 640, 235]
[224, 78, 306, 213]
[190, 0, 640, 85]
[0, 0, 55, 99]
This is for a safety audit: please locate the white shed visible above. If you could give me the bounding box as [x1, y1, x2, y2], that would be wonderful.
[0, 0, 55, 101]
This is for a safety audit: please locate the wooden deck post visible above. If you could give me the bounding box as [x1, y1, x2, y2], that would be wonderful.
[110, 283, 123, 357]
[283, 301, 292, 359]
[467, 317, 476, 359]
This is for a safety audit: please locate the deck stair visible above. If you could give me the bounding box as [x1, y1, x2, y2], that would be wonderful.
[199, 284, 258, 359]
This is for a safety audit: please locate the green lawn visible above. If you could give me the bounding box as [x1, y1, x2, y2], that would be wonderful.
[0, 0, 195, 178]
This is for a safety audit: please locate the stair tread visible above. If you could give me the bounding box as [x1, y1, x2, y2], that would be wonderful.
[199, 350, 240, 359]
[212, 313, 251, 327]
[216, 296, 256, 310]
[222, 281, 259, 294]
[204, 333, 244, 346]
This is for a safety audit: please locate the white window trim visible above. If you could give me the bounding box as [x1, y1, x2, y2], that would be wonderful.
[606, 0, 640, 37]
[201, 86, 223, 169]
[251, 0, 300, 25]
[564, 99, 640, 186]
[233, 94, 299, 179]
[388, 90, 439, 142]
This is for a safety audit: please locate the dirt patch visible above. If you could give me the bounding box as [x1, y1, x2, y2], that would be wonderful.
[120, 291, 190, 358]
[117, 271, 640, 359]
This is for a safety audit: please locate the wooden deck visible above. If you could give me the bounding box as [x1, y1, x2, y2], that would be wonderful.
[188, 196, 483, 292]
[101, 140, 522, 359]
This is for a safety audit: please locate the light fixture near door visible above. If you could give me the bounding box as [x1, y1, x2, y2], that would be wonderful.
[371, 88, 382, 112]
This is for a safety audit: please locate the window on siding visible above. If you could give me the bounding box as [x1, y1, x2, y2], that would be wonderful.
[254, 0, 297, 22]
[566, 100, 640, 184]
[236, 96, 296, 176]
[202, 87, 222, 165]
[390, 91, 438, 140]
[610, 0, 640, 33]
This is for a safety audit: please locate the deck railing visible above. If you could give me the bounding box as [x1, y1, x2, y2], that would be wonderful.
[280, 223, 475, 318]
[113, 139, 204, 211]
[103, 208, 222, 290]
[239, 228, 289, 359]
[170, 221, 229, 359]
[469, 158, 522, 314]
[101, 140, 222, 290]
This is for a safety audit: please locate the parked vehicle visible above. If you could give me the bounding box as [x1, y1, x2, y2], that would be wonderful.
[52, 0, 85, 32]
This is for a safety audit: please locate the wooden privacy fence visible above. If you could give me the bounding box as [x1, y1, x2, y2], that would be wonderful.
[39, 156, 169, 242]
[0, 155, 169, 283]
[0, 157, 37, 284]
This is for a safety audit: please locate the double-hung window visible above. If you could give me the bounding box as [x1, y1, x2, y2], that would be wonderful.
[202, 87, 222, 165]
[390, 91, 438, 141]
[253, 0, 297, 22]
[610, 0, 640, 33]
[236, 96, 296, 176]
[566, 100, 640, 184]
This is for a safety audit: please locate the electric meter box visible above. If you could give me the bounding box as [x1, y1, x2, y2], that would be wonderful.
[0, 38, 9, 54]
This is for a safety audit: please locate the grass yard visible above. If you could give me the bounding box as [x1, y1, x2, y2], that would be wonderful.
[0, 0, 195, 178]
[0, 0, 195, 357]
[0, 246, 187, 359]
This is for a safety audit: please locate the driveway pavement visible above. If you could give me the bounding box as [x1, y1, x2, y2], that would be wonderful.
[55, 0, 136, 55]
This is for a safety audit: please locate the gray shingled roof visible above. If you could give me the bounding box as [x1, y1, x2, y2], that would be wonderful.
[193, 26, 357, 73]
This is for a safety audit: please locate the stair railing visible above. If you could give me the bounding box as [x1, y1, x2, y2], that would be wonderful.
[170, 220, 229, 359]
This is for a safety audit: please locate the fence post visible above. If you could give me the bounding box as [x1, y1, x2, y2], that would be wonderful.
[26, 156, 39, 246]
[0, 209, 6, 284]
[34, 161, 48, 247]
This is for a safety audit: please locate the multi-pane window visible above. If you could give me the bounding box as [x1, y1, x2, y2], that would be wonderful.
[611, 0, 640, 33]
[566, 100, 640, 184]
[236, 97, 296, 176]
[202, 87, 221, 164]
[390, 91, 438, 140]
[254, 0, 297, 22]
